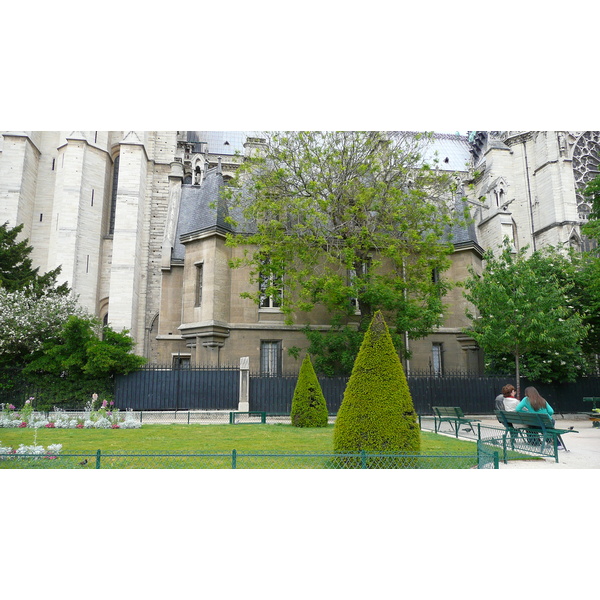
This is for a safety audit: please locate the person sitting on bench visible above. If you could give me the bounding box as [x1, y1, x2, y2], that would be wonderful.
[495, 383, 515, 410]
[515, 386, 561, 448]
[515, 386, 555, 425]
[501, 384, 519, 411]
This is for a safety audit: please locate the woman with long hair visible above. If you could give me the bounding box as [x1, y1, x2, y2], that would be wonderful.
[515, 386, 557, 438]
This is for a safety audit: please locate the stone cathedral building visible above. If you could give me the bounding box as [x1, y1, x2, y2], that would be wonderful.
[1, 131, 598, 375]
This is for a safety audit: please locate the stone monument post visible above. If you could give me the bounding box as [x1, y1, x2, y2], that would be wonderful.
[238, 356, 250, 412]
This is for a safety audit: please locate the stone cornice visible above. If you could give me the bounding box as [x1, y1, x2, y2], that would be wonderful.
[534, 219, 580, 237]
[119, 131, 149, 162]
[503, 131, 535, 146]
[453, 241, 484, 257]
[180, 226, 230, 244]
[56, 134, 114, 161]
[1, 131, 42, 156]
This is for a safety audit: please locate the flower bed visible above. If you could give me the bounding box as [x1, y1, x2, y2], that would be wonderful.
[0, 399, 141, 430]
[0, 440, 62, 459]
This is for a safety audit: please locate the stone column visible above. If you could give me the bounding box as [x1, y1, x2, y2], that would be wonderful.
[238, 356, 250, 412]
[161, 161, 183, 269]
[0, 132, 40, 233]
[107, 133, 148, 338]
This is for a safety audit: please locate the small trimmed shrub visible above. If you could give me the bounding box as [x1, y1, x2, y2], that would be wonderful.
[290, 355, 329, 427]
[333, 311, 420, 455]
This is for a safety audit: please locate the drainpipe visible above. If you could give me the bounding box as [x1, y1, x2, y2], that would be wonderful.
[523, 139, 537, 251]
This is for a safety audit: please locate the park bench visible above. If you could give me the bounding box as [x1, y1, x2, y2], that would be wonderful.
[495, 410, 578, 463]
[431, 406, 480, 438]
[582, 397, 600, 427]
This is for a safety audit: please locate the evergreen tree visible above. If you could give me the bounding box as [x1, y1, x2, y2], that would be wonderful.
[290, 354, 329, 427]
[0, 222, 68, 294]
[333, 311, 420, 455]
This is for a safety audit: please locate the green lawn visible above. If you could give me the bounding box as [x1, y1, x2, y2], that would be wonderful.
[0, 424, 521, 468]
[1, 423, 481, 454]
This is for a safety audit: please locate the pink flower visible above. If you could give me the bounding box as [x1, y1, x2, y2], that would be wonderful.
[109, 401, 114, 407]
[8, 404, 15, 410]
[18, 421, 27, 428]
[45, 422, 55, 428]
[102, 400, 108, 408]
[76, 423, 84, 429]
[111, 423, 120, 429]
[26, 399, 32, 404]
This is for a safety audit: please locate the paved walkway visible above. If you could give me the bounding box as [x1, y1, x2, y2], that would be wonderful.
[421, 413, 600, 468]
[489, 415, 600, 469]
[453, 414, 600, 469]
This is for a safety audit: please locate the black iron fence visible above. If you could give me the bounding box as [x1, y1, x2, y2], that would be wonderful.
[113, 364, 239, 411]
[4, 364, 599, 415]
[249, 374, 347, 414]
[81, 368, 600, 414]
[247, 372, 600, 415]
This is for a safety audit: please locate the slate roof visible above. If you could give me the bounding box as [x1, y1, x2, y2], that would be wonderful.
[445, 213, 482, 254]
[186, 131, 260, 155]
[172, 168, 234, 260]
[420, 133, 472, 172]
[173, 132, 479, 260]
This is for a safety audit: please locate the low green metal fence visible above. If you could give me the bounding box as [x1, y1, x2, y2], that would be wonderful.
[0, 448, 498, 469]
[420, 416, 564, 463]
[10, 410, 283, 425]
[477, 440, 500, 469]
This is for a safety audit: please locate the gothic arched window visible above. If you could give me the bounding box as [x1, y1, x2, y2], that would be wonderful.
[572, 131, 600, 221]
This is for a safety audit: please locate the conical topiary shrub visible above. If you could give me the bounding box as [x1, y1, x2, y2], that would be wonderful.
[333, 311, 420, 454]
[290, 354, 329, 427]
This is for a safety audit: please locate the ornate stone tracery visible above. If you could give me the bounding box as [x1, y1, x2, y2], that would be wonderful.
[572, 131, 600, 221]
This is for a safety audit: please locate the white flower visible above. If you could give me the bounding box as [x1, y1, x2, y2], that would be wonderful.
[0, 443, 13, 456]
[16, 444, 45, 455]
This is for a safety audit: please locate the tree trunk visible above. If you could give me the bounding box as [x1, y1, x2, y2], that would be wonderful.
[515, 351, 521, 398]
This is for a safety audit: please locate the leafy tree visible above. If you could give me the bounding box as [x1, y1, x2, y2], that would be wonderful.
[579, 172, 600, 364]
[224, 131, 468, 375]
[0, 285, 87, 373]
[333, 311, 420, 457]
[22, 315, 146, 408]
[290, 354, 329, 427]
[463, 239, 588, 392]
[582, 172, 600, 243]
[0, 221, 68, 294]
[0, 222, 145, 406]
[572, 254, 600, 359]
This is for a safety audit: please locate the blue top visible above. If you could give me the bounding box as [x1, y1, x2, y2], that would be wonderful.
[515, 396, 554, 417]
